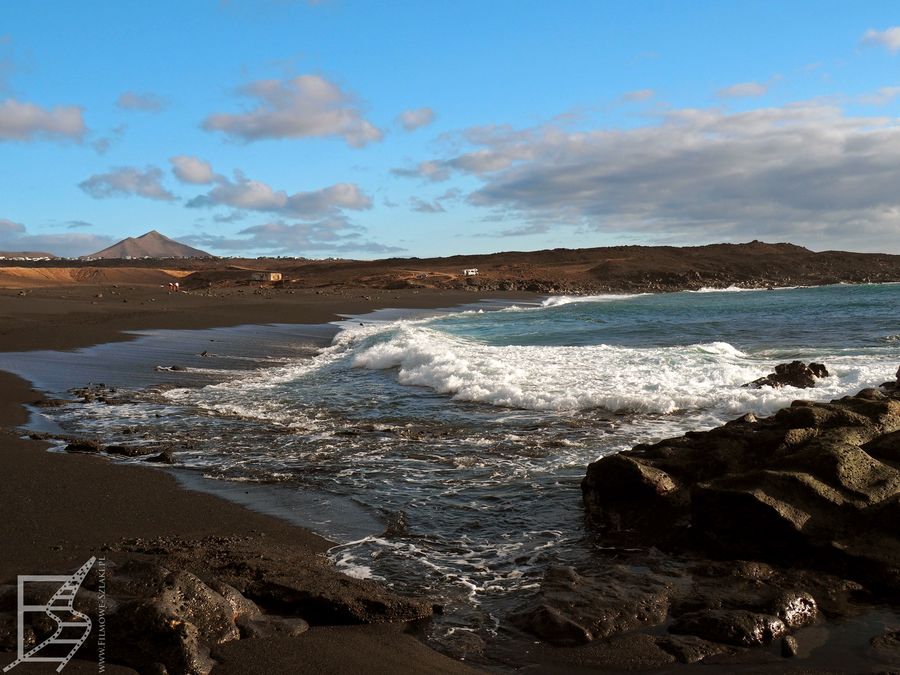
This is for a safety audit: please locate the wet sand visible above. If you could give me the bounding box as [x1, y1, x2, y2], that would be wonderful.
[0, 285, 534, 673]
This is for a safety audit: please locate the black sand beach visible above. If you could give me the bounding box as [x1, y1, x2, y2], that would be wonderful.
[0, 286, 530, 674]
[2, 281, 900, 674]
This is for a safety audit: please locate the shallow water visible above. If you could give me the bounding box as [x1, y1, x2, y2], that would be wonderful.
[3, 284, 900, 662]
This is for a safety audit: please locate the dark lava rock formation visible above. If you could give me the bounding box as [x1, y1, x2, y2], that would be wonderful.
[745, 360, 829, 389]
[582, 377, 900, 578]
[0, 536, 434, 675]
[509, 369, 900, 669]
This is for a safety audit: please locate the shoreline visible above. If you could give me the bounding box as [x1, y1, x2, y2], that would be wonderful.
[4, 282, 899, 672]
[0, 287, 534, 674]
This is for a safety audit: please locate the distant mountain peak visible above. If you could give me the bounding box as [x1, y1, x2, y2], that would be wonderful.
[83, 230, 213, 259]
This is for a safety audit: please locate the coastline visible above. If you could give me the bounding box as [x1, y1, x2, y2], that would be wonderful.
[4, 282, 899, 672]
[0, 286, 536, 674]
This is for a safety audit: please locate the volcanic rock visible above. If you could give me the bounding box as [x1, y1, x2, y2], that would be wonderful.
[746, 361, 829, 389]
[64, 440, 103, 454]
[573, 370, 900, 660]
[582, 381, 900, 586]
[781, 635, 800, 657]
[113, 536, 434, 625]
[669, 609, 787, 646]
[509, 565, 671, 645]
[144, 450, 175, 464]
[105, 444, 158, 457]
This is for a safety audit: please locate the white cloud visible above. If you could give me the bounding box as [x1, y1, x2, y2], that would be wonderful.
[622, 89, 654, 102]
[717, 81, 768, 98]
[212, 210, 246, 223]
[116, 91, 167, 112]
[202, 75, 383, 147]
[184, 217, 402, 255]
[397, 107, 435, 131]
[859, 86, 900, 105]
[170, 155, 217, 184]
[0, 99, 85, 141]
[79, 166, 176, 201]
[186, 170, 372, 216]
[409, 196, 444, 213]
[391, 160, 451, 182]
[0, 218, 115, 257]
[862, 27, 900, 52]
[393, 147, 525, 182]
[403, 102, 900, 251]
[475, 222, 551, 238]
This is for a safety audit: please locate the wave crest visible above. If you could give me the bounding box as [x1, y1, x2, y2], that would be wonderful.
[349, 326, 818, 414]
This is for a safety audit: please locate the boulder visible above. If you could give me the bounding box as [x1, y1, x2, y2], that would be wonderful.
[105, 562, 250, 675]
[669, 609, 786, 646]
[144, 450, 175, 464]
[746, 361, 829, 389]
[509, 566, 670, 645]
[64, 440, 103, 453]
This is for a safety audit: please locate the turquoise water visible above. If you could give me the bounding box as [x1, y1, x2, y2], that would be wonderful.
[10, 283, 900, 661]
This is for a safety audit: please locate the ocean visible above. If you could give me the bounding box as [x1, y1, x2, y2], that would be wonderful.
[5, 283, 900, 663]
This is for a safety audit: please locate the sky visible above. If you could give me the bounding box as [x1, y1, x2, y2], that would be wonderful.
[2, 1, 900, 258]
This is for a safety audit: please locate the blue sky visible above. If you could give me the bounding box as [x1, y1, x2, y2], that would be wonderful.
[2, 1, 900, 257]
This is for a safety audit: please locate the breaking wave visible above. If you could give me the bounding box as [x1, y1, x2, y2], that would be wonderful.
[345, 325, 889, 415]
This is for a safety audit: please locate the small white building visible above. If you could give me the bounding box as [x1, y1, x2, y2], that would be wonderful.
[462, 268, 479, 276]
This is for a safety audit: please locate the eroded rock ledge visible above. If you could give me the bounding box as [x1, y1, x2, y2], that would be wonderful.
[582, 376, 900, 582]
[0, 535, 434, 674]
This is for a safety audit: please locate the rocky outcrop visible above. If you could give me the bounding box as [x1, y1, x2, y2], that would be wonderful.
[582, 381, 900, 585]
[531, 371, 900, 664]
[0, 535, 434, 675]
[105, 561, 246, 674]
[745, 361, 829, 388]
[508, 565, 671, 645]
[113, 536, 435, 627]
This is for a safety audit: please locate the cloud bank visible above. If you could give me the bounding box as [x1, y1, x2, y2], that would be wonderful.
[185, 217, 402, 256]
[395, 102, 900, 250]
[0, 218, 114, 257]
[186, 170, 372, 216]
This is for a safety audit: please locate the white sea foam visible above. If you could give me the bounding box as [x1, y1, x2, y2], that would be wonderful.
[691, 284, 800, 293]
[540, 293, 646, 307]
[348, 325, 895, 415]
[162, 292, 899, 422]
